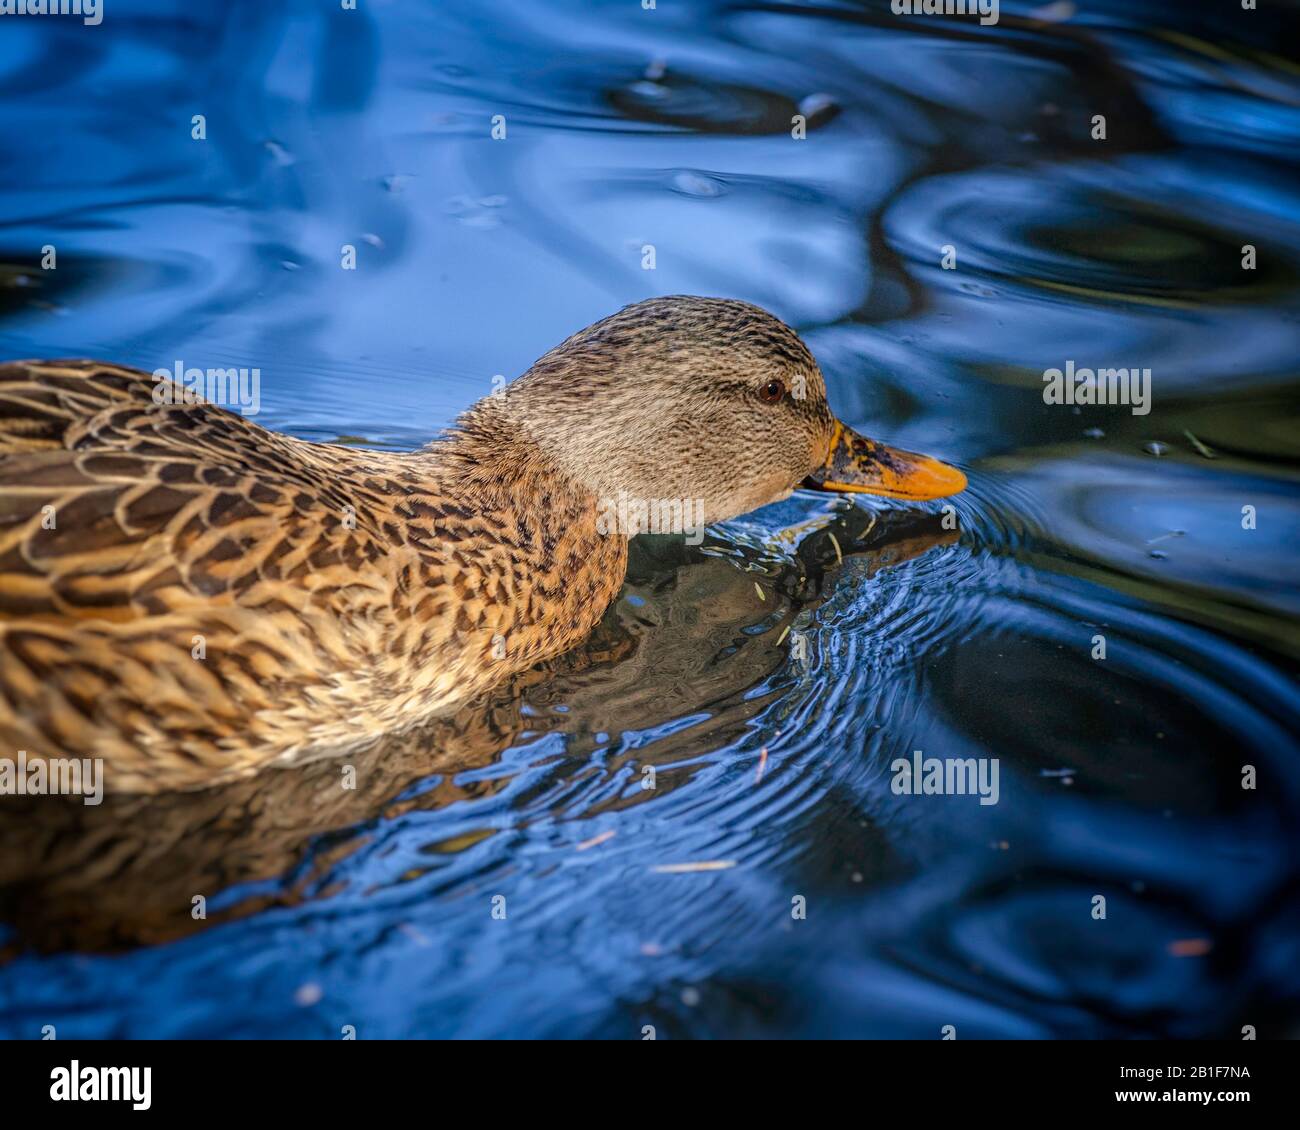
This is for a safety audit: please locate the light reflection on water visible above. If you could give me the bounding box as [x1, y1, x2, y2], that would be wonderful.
[0, 1, 1297, 1038]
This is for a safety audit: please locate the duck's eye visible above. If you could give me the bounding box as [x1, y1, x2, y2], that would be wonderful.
[758, 379, 787, 404]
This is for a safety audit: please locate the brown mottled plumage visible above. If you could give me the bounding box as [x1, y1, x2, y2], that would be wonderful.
[0, 296, 964, 793]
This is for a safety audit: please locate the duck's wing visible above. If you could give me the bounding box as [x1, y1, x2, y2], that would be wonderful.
[0, 360, 345, 622]
[0, 361, 404, 788]
[0, 358, 126, 454]
[0, 359, 302, 460]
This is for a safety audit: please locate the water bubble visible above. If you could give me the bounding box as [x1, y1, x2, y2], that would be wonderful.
[444, 195, 506, 229]
[1030, 0, 1077, 21]
[798, 93, 839, 126]
[263, 140, 295, 167]
[670, 170, 726, 198]
[629, 79, 671, 102]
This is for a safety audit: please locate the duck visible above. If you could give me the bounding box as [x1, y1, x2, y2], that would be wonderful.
[0, 295, 965, 793]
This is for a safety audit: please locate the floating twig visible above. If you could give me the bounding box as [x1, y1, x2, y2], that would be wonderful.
[576, 830, 616, 852]
[854, 513, 878, 543]
[651, 861, 737, 874]
[1145, 530, 1185, 546]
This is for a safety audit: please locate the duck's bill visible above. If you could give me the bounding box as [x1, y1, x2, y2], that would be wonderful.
[803, 420, 967, 501]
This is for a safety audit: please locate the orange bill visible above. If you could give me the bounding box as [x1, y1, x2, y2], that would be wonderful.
[804, 420, 967, 501]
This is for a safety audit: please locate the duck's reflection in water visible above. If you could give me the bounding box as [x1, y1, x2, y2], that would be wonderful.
[0, 507, 954, 953]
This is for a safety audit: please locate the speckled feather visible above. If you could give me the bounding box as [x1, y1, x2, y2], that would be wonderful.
[0, 361, 626, 791]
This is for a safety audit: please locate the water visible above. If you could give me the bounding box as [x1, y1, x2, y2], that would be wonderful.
[1, 0, 1298, 1038]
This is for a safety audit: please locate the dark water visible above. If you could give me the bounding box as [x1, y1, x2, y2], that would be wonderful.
[1, 0, 1298, 1038]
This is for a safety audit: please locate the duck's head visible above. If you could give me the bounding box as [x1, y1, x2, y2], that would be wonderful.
[499, 296, 966, 526]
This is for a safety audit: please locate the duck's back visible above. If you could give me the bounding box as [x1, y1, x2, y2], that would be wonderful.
[0, 361, 625, 792]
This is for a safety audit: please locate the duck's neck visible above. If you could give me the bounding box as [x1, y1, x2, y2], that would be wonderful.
[410, 395, 630, 672]
[429, 394, 575, 504]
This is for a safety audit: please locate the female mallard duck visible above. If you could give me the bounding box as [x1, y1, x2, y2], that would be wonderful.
[0, 296, 965, 793]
